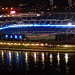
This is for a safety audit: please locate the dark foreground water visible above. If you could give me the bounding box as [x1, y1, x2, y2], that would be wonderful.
[0, 50, 75, 75]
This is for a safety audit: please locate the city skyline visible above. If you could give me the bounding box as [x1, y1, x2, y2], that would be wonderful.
[0, 0, 74, 7]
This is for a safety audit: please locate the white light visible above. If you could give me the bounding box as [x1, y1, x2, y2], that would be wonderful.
[37, 14, 40, 16]
[50, 45, 52, 46]
[68, 23, 72, 26]
[65, 45, 68, 47]
[34, 52, 37, 63]
[65, 53, 68, 64]
[57, 45, 59, 46]
[10, 10, 16, 14]
[0, 15, 3, 18]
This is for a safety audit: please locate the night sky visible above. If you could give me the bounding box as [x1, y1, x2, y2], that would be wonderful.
[0, 0, 75, 7]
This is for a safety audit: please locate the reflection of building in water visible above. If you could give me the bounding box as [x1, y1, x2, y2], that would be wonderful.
[49, 53, 53, 65]
[56, 53, 60, 71]
[65, 53, 69, 74]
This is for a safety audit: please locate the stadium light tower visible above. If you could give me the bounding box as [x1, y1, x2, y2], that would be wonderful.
[68, 0, 72, 12]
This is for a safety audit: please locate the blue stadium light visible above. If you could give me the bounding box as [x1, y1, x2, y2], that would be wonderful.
[15, 35, 18, 39]
[0, 26, 9, 30]
[19, 35, 22, 39]
[34, 24, 42, 26]
[42, 24, 53, 27]
[1, 24, 75, 30]
[5, 35, 8, 38]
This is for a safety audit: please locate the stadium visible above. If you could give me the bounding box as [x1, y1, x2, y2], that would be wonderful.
[0, 12, 75, 44]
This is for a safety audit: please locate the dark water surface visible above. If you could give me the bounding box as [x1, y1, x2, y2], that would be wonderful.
[0, 50, 75, 75]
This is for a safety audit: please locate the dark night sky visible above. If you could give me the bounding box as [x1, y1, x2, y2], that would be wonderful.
[0, 0, 49, 7]
[0, 0, 75, 7]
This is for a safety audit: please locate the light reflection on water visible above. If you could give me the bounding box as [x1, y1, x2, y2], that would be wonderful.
[0, 50, 75, 75]
[50, 53, 53, 65]
[25, 52, 29, 70]
[56, 53, 60, 71]
[65, 53, 69, 74]
[34, 52, 37, 63]
[41, 52, 45, 69]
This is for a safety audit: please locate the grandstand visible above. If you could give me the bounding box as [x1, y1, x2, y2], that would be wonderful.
[0, 12, 75, 43]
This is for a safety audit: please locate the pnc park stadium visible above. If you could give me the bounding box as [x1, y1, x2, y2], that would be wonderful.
[0, 12, 75, 44]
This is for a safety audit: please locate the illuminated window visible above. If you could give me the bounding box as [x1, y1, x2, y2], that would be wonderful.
[5, 35, 8, 38]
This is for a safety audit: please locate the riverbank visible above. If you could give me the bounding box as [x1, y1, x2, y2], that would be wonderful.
[0, 45, 75, 53]
[0, 41, 75, 52]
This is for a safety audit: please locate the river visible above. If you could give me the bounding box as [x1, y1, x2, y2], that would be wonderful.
[0, 50, 75, 75]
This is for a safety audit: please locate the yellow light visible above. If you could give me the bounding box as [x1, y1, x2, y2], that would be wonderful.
[27, 44, 30, 45]
[3, 42, 6, 44]
[11, 43, 13, 45]
[14, 43, 17, 45]
[18, 43, 21, 45]
[7, 43, 10, 45]
[41, 44, 44, 46]
[57, 45, 59, 46]
[0, 42, 2, 44]
[11, 7, 13, 10]
[31, 44, 34, 46]
[50, 54, 53, 65]
[65, 45, 68, 47]
[45, 43, 48, 46]
[22, 43, 25, 46]
[36, 44, 39, 46]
